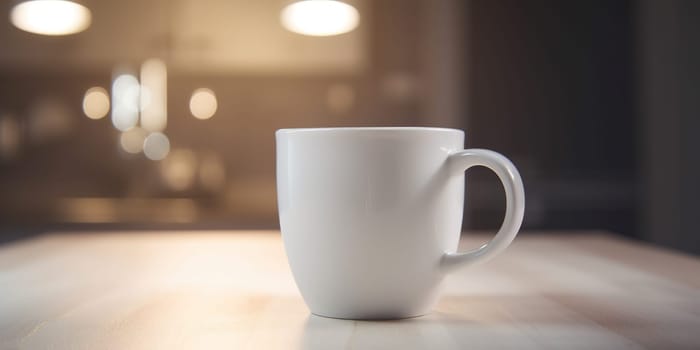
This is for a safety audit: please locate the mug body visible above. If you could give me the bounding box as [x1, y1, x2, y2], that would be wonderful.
[276, 127, 465, 319]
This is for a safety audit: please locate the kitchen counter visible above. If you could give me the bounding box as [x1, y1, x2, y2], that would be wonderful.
[1, 231, 699, 349]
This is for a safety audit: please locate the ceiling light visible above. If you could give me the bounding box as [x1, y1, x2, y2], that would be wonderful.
[10, 0, 91, 36]
[281, 0, 359, 37]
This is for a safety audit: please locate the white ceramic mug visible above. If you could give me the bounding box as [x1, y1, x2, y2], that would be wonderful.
[276, 127, 525, 319]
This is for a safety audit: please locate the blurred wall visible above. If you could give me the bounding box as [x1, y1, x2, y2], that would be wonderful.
[463, 0, 638, 235]
[462, 0, 700, 255]
[638, 0, 700, 254]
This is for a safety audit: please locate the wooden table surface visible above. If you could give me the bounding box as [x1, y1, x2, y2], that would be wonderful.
[1, 231, 699, 349]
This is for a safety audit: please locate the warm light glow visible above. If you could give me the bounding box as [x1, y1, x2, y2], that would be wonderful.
[281, 0, 359, 37]
[27, 98, 72, 143]
[0, 115, 20, 161]
[143, 132, 170, 161]
[199, 153, 226, 191]
[189, 88, 217, 120]
[326, 83, 355, 113]
[82, 87, 110, 120]
[10, 0, 91, 36]
[381, 72, 418, 102]
[111, 74, 140, 131]
[56, 198, 197, 223]
[119, 127, 147, 154]
[140, 59, 167, 132]
[160, 149, 197, 191]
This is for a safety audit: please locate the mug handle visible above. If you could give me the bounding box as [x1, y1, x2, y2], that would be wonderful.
[441, 149, 525, 273]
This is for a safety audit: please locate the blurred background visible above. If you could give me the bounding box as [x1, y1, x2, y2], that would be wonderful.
[0, 0, 697, 255]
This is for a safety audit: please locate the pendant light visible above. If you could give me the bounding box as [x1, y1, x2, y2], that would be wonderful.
[10, 0, 91, 36]
[281, 0, 359, 37]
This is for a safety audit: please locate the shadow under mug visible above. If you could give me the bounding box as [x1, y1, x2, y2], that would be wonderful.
[276, 127, 525, 319]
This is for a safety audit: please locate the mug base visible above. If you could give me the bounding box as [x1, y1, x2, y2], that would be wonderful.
[310, 311, 429, 321]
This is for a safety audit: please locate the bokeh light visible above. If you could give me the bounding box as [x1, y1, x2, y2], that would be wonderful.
[143, 132, 170, 161]
[199, 152, 226, 191]
[82, 87, 110, 120]
[119, 127, 148, 154]
[381, 72, 419, 102]
[0, 115, 20, 161]
[160, 149, 197, 191]
[111, 73, 140, 131]
[27, 97, 73, 144]
[189, 88, 218, 120]
[140, 58, 167, 132]
[326, 83, 355, 113]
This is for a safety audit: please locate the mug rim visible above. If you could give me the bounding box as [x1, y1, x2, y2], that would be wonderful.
[276, 127, 463, 135]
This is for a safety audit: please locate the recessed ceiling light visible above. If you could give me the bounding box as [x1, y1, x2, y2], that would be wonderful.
[10, 0, 92, 36]
[281, 0, 359, 37]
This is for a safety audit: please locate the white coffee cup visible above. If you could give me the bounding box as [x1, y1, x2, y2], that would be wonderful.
[276, 127, 524, 319]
